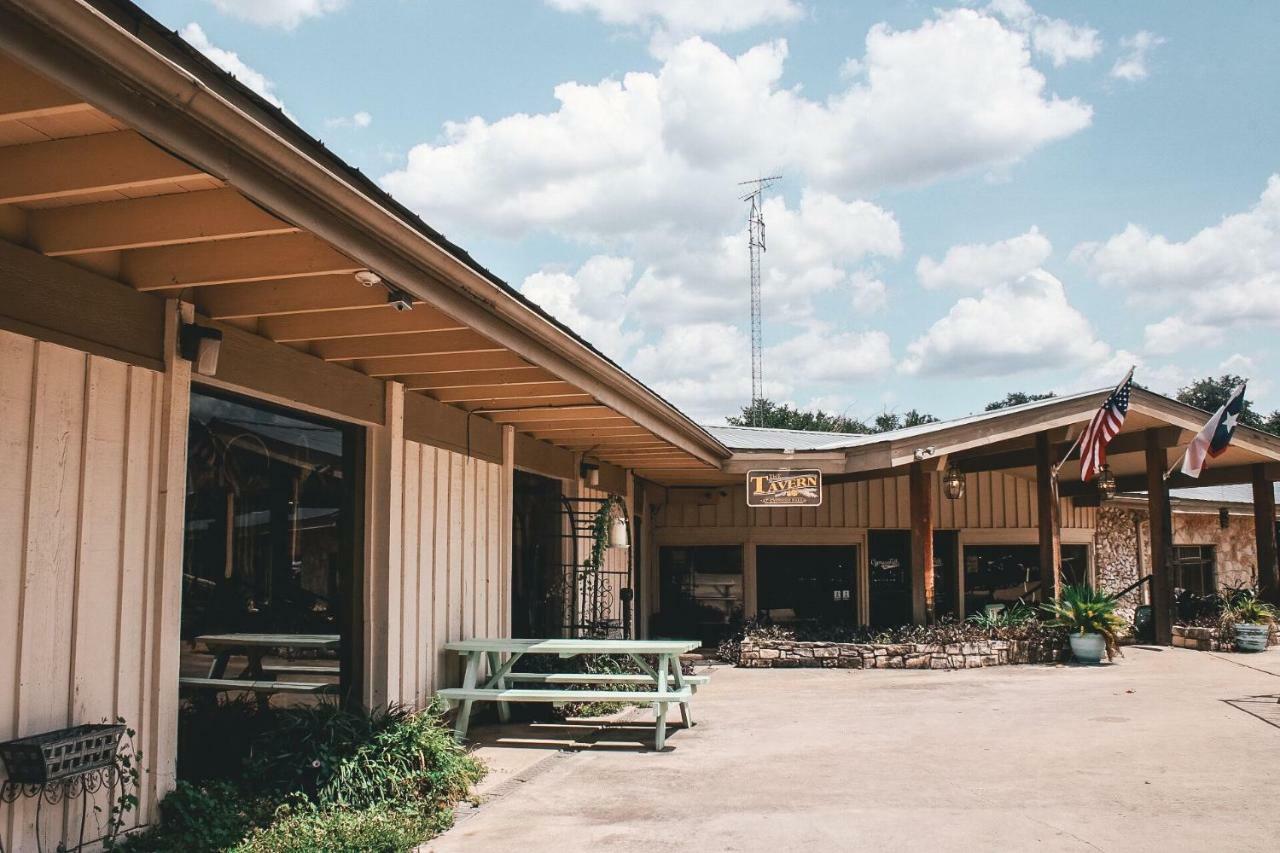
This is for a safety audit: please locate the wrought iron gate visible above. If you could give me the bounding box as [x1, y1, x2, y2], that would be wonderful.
[556, 495, 634, 638]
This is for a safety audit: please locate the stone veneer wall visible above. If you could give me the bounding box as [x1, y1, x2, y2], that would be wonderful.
[737, 638, 1066, 670]
[1171, 512, 1259, 589]
[1094, 506, 1145, 621]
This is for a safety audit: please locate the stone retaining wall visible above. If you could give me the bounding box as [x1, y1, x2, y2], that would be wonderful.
[737, 637, 1066, 669]
[1172, 624, 1280, 651]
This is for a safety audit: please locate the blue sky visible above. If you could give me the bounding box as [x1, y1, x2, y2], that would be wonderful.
[137, 1, 1280, 423]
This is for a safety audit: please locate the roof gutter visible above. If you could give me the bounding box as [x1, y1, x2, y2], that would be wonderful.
[0, 0, 730, 466]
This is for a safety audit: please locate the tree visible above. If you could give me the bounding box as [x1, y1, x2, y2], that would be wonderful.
[727, 400, 937, 434]
[1175, 374, 1280, 436]
[985, 391, 1056, 411]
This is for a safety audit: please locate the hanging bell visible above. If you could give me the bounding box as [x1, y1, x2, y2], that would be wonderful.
[607, 516, 630, 549]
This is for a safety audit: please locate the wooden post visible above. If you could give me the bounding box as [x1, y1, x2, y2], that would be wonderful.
[909, 462, 934, 624]
[1035, 432, 1061, 603]
[1253, 464, 1279, 604]
[1146, 429, 1174, 645]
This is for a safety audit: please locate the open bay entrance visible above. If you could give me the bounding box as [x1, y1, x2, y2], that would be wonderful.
[757, 545, 859, 627]
[511, 470, 564, 638]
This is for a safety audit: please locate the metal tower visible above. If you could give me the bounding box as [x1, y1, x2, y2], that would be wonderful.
[739, 176, 780, 426]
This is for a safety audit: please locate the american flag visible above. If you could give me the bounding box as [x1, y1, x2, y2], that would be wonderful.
[1078, 368, 1134, 482]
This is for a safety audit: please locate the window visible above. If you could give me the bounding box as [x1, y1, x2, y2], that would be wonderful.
[181, 389, 361, 702]
[1172, 545, 1215, 594]
[962, 544, 1090, 614]
[756, 546, 859, 626]
[655, 546, 743, 645]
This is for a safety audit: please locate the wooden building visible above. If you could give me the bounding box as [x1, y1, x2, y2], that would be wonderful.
[0, 1, 1278, 849]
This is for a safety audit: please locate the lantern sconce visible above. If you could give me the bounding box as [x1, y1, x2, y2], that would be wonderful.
[1096, 464, 1117, 501]
[1219, 507, 1230, 529]
[580, 460, 600, 487]
[942, 463, 966, 501]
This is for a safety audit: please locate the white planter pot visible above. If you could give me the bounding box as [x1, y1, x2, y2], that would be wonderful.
[1234, 623, 1271, 653]
[1068, 632, 1106, 664]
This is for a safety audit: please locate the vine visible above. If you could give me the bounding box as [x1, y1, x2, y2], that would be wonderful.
[101, 719, 142, 851]
[584, 495, 625, 572]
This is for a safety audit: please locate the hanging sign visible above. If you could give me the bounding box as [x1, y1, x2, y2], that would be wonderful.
[746, 469, 822, 507]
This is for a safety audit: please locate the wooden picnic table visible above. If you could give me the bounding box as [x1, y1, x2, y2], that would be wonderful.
[438, 638, 702, 750]
[180, 633, 341, 702]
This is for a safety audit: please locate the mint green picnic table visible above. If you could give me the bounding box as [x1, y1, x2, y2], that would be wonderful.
[438, 638, 702, 750]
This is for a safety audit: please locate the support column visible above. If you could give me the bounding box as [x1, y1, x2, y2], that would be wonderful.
[1146, 429, 1174, 645]
[1253, 463, 1279, 604]
[909, 462, 934, 624]
[1035, 432, 1061, 603]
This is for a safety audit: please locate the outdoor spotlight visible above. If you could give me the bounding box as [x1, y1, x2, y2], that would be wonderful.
[1096, 464, 1117, 501]
[942, 464, 966, 501]
[386, 288, 414, 312]
[354, 269, 383, 287]
[580, 461, 600, 487]
[178, 322, 223, 376]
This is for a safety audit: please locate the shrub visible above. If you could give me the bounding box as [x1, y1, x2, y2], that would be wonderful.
[231, 802, 452, 853]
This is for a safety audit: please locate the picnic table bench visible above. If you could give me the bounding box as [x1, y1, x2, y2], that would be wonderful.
[437, 638, 703, 750]
[179, 633, 341, 704]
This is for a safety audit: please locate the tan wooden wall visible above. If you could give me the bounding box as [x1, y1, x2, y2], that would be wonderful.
[657, 471, 1096, 531]
[0, 330, 168, 850]
[384, 438, 508, 708]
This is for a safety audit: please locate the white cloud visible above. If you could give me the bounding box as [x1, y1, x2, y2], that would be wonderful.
[380, 10, 1090, 241]
[210, 0, 345, 30]
[900, 270, 1109, 377]
[630, 322, 759, 421]
[181, 23, 289, 114]
[1073, 175, 1280, 332]
[986, 0, 1101, 67]
[325, 111, 372, 129]
[1142, 316, 1223, 356]
[849, 272, 888, 313]
[545, 0, 802, 36]
[916, 226, 1051, 290]
[519, 256, 643, 362]
[767, 324, 893, 383]
[1110, 31, 1164, 81]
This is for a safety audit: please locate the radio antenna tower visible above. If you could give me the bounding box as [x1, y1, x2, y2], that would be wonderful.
[739, 175, 781, 427]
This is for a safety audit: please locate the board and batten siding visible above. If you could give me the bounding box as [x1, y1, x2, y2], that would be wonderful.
[657, 471, 1096, 532]
[381, 435, 509, 709]
[0, 329, 170, 851]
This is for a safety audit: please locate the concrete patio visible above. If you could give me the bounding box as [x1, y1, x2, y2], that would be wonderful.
[427, 646, 1280, 852]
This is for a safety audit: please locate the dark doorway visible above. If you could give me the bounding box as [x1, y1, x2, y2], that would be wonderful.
[933, 531, 959, 620]
[181, 388, 362, 704]
[511, 470, 563, 638]
[868, 531, 912, 628]
[655, 546, 743, 646]
[756, 545, 858, 626]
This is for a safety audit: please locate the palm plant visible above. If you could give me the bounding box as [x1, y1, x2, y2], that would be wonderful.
[1041, 584, 1125, 661]
[1225, 591, 1277, 626]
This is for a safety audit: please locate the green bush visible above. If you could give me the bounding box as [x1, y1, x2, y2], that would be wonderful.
[119, 703, 483, 853]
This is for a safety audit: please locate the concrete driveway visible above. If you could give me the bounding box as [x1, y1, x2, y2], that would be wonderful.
[426, 647, 1280, 853]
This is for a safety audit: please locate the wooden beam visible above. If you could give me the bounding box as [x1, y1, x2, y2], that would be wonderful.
[314, 329, 503, 362]
[259, 305, 467, 342]
[26, 187, 295, 255]
[909, 462, 934, 624]
[359, 351, 531, 376]
[430, 381, 582, 404]
[459, 394, 595, 410]
[557, 438, 670, 449]
[484, 406, 621, 424]
[197, 276, 396, 319]
[399, 367, 555, 390]
[1035, 432, 1061, 604]
[529, 426, 648, 438]
[1147, 430, 1174, 645]
[122, 232, 360, 291]
[0, 130, 205, 204]
[0, 54, 91, 121]
[1254, 464, 1279, 604]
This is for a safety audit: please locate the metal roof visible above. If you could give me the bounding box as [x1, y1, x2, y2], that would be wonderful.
[1122, 482, 1280, 507]
[702, 424, 867, 451]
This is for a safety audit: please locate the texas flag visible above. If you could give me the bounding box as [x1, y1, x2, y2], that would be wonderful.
[1181, 383, 1247, 478]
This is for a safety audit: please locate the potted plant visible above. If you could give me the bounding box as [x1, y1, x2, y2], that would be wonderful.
[1226, 591, 1277, 653]
[1042, 584, 1124, 664]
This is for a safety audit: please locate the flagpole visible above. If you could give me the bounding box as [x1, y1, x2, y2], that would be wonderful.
[1058, 365, 1135, 474]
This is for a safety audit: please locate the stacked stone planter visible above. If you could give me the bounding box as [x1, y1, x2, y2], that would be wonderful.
[1172, 624, 1279, 651]
[737, 637, 1066, 669]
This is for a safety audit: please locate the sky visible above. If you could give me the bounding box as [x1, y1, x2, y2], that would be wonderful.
[136, 0, 1280, 424]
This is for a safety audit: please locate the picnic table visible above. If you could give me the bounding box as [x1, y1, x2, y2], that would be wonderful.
[179, 633, 341, 701]
[437, 638, 704, 750]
